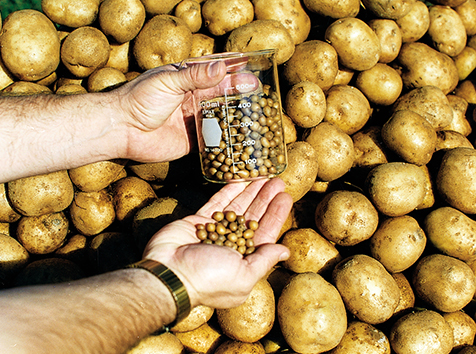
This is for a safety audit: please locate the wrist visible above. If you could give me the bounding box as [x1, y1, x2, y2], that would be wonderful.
[126, 259, 191, 331]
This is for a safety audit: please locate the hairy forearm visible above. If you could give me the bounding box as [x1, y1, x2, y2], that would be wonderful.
[0, 93, 125, 183]
[0, 268, 176, 354]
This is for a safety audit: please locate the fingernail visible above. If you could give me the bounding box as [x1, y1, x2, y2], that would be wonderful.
[279, 252, 290, 262]
[207, 61, 221, 77]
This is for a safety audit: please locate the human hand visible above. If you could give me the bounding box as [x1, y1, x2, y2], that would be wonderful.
[142, 178, 293, 309]
[114, 57, 259, 163]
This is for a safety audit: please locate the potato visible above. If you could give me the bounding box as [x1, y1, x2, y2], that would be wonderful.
[283, 40, 339, 91]
[0, 233, 29, 286]
[325, 17, 381, 71]
[17, 212, 69, 254]
[1, 81, 53, 96]
[397, 42, 459, 94]
[69, 189, 115, 237]
[189, 33, 215, 57]
[368, 19, 402, 64]
[324, 85, 371, 134]
[217, 278, 274, 343]
[280, 228, 341, 274]
[425, 207, 476, 261]
[133, 15, 192, 70]
[55, 84, 88, 95]
[369, 216, 426, 273]
[352, 126, 389, 169]
[252, 0, 311, 45]
[356, 63, 403, 106]
[13, 258, 85, 286]
[389, 310, 454, 354]
[128, 162, 170, 182]
[302, 0, 360, 18]
[61, 26, 110, 78]
[435, 130, 474, 151]
[87, 67, 127, 92]
[105, 42, 130, 74]
[42, 0, 100, 28]
[436, 147, 476, 214]
[174, 0, 201, 33]
[395, 0, 430, 42]
[455, 0, 476, 36]
[202, 0, 254, 36]
[393, 86, 454, 131]
[454, 47, 476, 81]
[315, 190, 379, 247]
[112, 176, 157, 222]
[333, 254, 400, 324]
[277, 272, 347, 353]
[8, 170, 74, 217]
[443, 311, 476, 350]
[140, 0, 181, 16]
[415, 165, 436, 210]
[225, 20, 295, 65]
[98, 0, 145, 44]
[455, 79, 476, 104]
[428, 5, 467, 57]
[173, 322, 223, 354]
[304, 122, 355, 182]
[171, 305, 214, 333]
[0, 183, 20, 223]
[413, 254, 476, 312]
[0, 56, 14, 91]
[327, 321, 391, 354]
[281, 113, 297, 145]
[365, 162, 427, 216]
[392, 272, 415, 315]
[0, 10, 60, 81]
[284, 81, 326, 129]
[55, 234, 88, 265]
[446, 95, 472, 136]
[278, 141, 319, 203]
[214, 340, 265, 354]
[361, 0, 415, 19]
[381, 110, 437, 166]
[333, 65, 355, 86]
[68, 159, 128, 192]
[126, 333, 184, 354]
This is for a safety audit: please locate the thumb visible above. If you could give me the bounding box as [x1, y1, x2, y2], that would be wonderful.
[171, 61, 227, 93]
[244, 244, 290, 282]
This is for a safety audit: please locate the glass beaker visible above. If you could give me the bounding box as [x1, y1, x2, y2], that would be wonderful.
[180, 49, 287, 183]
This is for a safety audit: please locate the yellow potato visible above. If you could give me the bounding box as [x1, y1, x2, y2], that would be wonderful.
[455, 0, 476, 36]
[278, 272, 347, 353]
[98, 0, 145, 44]
[355, 63, 403, 106]
[333, 254, 400, 324]
[302, 0, 360, 18]
[413, 254, 476, 312]
[445, 95, 472, 136]
[361, 0, 415, 19]
[87, 67, 127, 92]
[285, 81, 326, 128]
[443, 311, 476, 350]
[352, 126, 389, 169]
[453, 46, 476, 81]
[42, 0, 100, 28]
[112, 176, 157, 222]
[395, 0, 430, 42]
[428, 5, 467, 57]
[368, 19, 402, 63]
[202, 0, 254, 36]
[174, 0, 202, 33]
[392, 273, 415, 316]
[315, 190, 379, 247]
[325, 17, 381, 71]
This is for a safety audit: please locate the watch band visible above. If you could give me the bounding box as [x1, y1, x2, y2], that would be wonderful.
[127, 259, 191, 332]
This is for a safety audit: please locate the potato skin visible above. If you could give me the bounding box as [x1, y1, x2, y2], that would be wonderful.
[413, 254, 476, 312]
[0, 10, 60, 81]
[328, 321, 391, 354]
[202, 0, 254, 36]
[397, 42, 459, 94]
[325, 17, 381, 71]
[381, 110, 437, 166]
[361, 0, 415, 20]
[278, 272, 347, 353]
[42, 0, 100, 28]
[368, 19, 402, 64]
[369, 215, 427, 273]
[98, 0, 145, 44]
[252, 0, 311, 45]
[133, 15, 192, 70]
[279, 141, 319, 203]
[332, 254, 400, 325]
[390, 310, 454, 354]
[355, 63, 403, 106]
[225, 20, 295, 65]
[366, 162, 427, 216]
[396, 0, 430, 43]
[302, 0, 360, 18]
[283, 40, 338, 90]
[285, 81, 326, 129]
[315, 190, 379, 247]
[436, 147, 476, 214]
[428, 5, 467, 57]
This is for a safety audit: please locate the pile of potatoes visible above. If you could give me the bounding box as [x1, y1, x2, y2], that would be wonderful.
[3, 0, 476, 352]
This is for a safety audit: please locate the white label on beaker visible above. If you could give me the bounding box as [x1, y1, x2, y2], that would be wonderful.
[202, 118, 222, 147]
